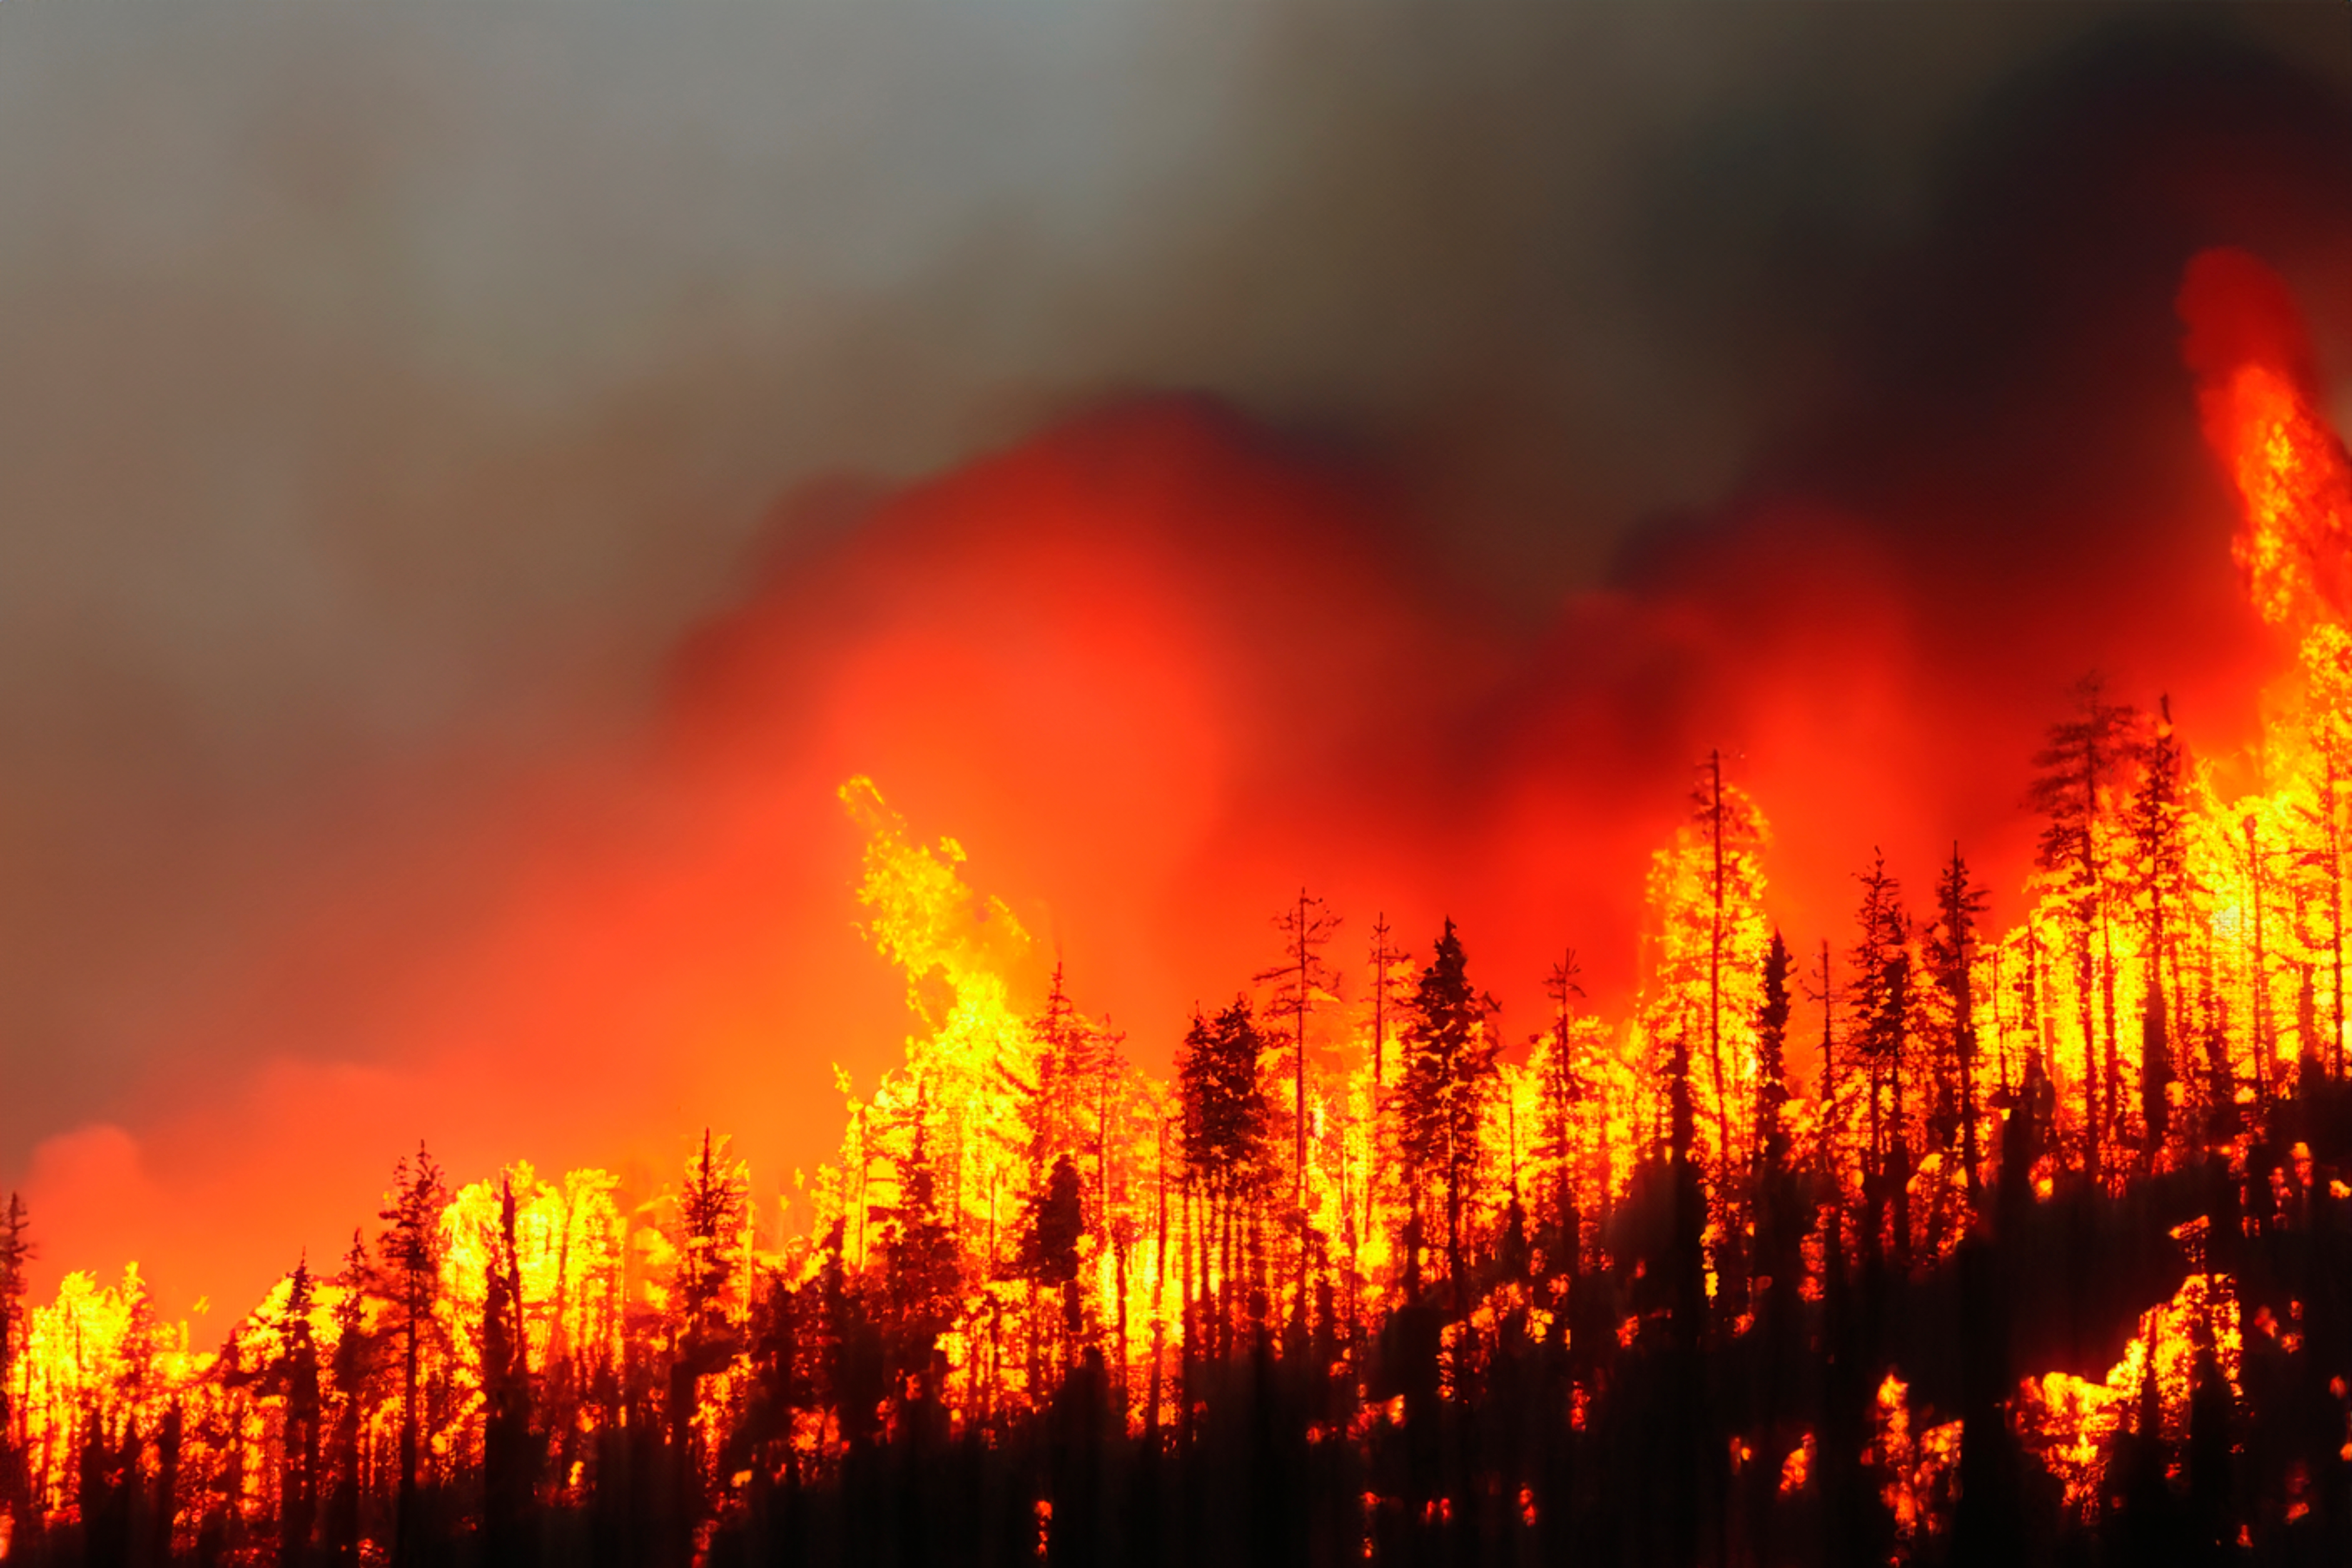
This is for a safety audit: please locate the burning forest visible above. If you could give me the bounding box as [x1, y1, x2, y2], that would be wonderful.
[0, 244, 2349, 1568]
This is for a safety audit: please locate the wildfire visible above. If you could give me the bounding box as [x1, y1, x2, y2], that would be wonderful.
[0, 246, 2343, 1564]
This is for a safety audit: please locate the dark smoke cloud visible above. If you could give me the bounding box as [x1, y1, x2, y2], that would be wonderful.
[0, 4, 2346, 1307]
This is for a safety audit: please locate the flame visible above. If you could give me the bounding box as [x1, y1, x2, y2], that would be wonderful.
[2008, 1273, 2244, 1520]
[2204, 363, 2352, 626]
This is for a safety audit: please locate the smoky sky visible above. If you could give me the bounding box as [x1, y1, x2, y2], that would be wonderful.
[1, 3, 2348, 1303]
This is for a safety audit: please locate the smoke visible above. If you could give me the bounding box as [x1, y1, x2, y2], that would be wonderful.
[0, 5, 2347, 1312]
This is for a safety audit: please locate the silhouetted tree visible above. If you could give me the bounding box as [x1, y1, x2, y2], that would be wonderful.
[1397, 920, 1498, 1310]
[1539, 949, 1588, 1279]
[1255, 889, 1340, 1332]
[675, 1131, 750, 1343]
[1847, 851, 1911, 1258]
[1753, 933, 1793, 1179]
[276, 1257, 322, 1568]
[1178, 998, 1269, 1362]
[1022, 1155, 1087, 1340]
[877, 1096, 964, 1389]
[481, 1178, 535, 1568]
[0, 1192, 29, 1539]
[1017, 963, 1103, 1184]
[1930, 844, 1990, 1202]
[375, 1142, 448, 1568]
[324, 1231, 369, 1568]
[2027, 675, 2140, 1181]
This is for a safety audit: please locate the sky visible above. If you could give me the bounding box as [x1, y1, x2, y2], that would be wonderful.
[0, 4, 2347, 1316]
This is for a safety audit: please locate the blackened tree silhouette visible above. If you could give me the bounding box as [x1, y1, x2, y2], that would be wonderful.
[481, 1178, 535, 1568]
[1178, 998, 1269, 1359]
[1539, 949, 1587, 1281]
[1016, 962, 1103, 1187]
[1930, 844, 1990, 1204]
[1847, 851, 1911, 1263]
[325, 1230, 370, 1568]
[1397, 920, 1498, 1312]
[878, 1094, 964, 1391]
[375, 1142, 448, 1568]
[1022, 1155, 1088, 1343]
[274, 1256, 322, 1568]
[1254, 890, 1340, 1334]
[0, 1192, 29, 1539]
[2026, 675, 2140, 1183]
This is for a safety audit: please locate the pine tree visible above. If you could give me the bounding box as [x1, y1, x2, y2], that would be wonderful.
[0, 1193, 27, 1460]
[1363, 917, 1416, 1294]
[879, 1096, 965, 1390]
[2128, 696, 2194, 1066]
[1641, 758, 1772, 1204]
[276, 1256, 322, 1568]
[1020, 1155, 1087, 1339]
[675, 1130, 750, 1347]
[1255, 889, 1341, 1331]
[1846, 853, 1910, 1261]
[1397, 920, 1499, 1311]
[1017, 962, 1103, 1182]
[1177, 998, 1268, 1359]
[2026, 675, 2140, 1182]
[325, 1229, 370, 1568]
[1929, 846, 1990, 1201]
[375, 1142, 448, 1568]
[1540, 950, 1588, 1279]
[481, 1177, 535, 1566]
[1753, 934, 1793, 1178]
[0, 1194, 27, 1548]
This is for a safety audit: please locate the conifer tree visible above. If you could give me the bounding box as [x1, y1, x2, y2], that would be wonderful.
[2026, 675, 2140, 1181]
[276, 1256, 322, 1568]
[481, 1177, 535, 1566]
[325, 1229, 370, 1568]
[879, 1095, 964, 1388]
[1255, 889, 1340, 1329]
[1642, 757, 1771, 1190]
[1929, 846, 1990, 1200]
[1540, 950, 1588, 1278]
[1753, 933, 1794, 1177]
[676, 1130, 750, 1347]
[0, 1194, 27, 1450]
[0, 1194, 27, 1549]
[1020, 1155, 1087, 1339]
[1398, 920, 1499, 1310]
[2128, 698, 2193, 1055]
[1019, 962, 1102, 1181]
[1178, 998, 1267, 1355]
[1847, 854, 1911, 1259]
[375, 1142, 448, 1568]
